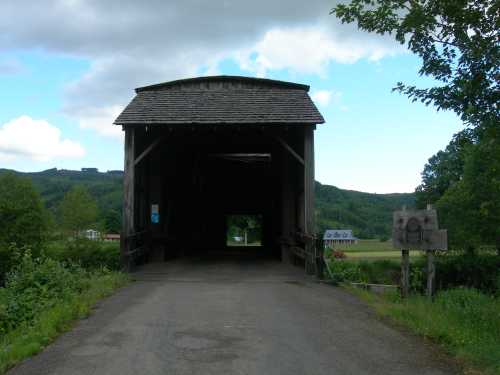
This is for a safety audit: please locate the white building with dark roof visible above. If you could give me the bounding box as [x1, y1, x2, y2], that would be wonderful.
[323, 229, 358, 247]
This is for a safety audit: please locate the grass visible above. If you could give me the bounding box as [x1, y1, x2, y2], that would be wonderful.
[350, 287, 500, 374]
[336, 239, 395, 253]
[334, 239, 423, 261]
[0, 271, 129, 374]
[344, 250, 422, 259]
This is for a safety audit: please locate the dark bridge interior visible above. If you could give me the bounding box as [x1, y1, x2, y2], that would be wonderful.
[115, 76, 323, 269]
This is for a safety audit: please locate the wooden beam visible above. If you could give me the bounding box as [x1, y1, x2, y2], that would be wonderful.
[121, 128, 135, 270]
[303, 127, 315, 274]
[275, 136, 304, 165]
[303, 127, 315, 236]
[134, 136, 166, 166]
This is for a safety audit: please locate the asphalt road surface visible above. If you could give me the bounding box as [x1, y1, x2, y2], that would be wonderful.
[8, 258, 459, 375]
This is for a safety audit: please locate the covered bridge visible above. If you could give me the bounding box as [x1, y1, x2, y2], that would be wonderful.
[114, 76, 325, 271]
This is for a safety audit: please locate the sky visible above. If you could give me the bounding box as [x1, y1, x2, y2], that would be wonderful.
[0, 0, 464, 193]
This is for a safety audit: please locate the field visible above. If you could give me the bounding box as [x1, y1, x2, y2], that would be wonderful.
[335, 239, 423, 260]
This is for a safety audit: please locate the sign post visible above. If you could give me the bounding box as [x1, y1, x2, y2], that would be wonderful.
[401, 249, 410, 299]
[392, 206, 447, 299]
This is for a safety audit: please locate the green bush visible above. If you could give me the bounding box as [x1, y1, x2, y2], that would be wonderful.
[0, 248, 128, 373]
[45, 239, 121, 271]
[357, 260, 400, 285]
[327, 259, 401, 285]
[326, 260, 362, 284]
[0, 251, 88, 335]
[433, 253, 500, 295]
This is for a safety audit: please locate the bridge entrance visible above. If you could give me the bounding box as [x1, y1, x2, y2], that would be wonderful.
[114, 76, 324, 271]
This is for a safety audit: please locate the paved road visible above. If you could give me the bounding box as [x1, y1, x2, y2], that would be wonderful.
[9, 258, 458, 375]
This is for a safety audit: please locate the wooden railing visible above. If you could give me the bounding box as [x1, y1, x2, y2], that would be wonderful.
[122, 230, 151, 271]
[290, 232, 326, 278]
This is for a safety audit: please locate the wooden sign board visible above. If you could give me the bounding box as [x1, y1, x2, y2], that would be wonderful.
[392, 209, 447, 250]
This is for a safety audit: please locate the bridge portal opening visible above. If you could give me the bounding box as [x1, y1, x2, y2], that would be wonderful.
[115, 76, 324, 270]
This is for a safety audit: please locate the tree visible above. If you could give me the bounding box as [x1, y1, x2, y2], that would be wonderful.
[0, 172, 47, 250]
[332, 0, 500, 250]
[103, 209, 121, 234]
[415, 128, 476, 208]
[0, 173, 47, 281]
[59, 185, 99, 237]
[227, 215, 262, 245]
[332, 0, 499, 129]
[437, 128, 500, 249]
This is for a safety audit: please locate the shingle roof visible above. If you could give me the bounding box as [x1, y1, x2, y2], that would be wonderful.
[114, 76, 324, 126]
[323, 230, 357, 241]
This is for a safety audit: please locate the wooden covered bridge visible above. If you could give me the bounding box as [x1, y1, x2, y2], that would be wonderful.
[114, 76, 325, 272]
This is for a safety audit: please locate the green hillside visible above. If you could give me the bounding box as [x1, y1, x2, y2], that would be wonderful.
[0, 168, 123, 233]
[315, 182, 415, 239]
[0, 168, 414, 239]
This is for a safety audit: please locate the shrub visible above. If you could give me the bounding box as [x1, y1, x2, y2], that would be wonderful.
[326, 260, 362, 284]
[434, 253, 500, 295]
[357, 260, 401, 285]
[0, 251, 88, 334]
[45, 239, 121, 271]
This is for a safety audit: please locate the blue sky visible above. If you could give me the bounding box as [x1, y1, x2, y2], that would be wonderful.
[0, 1, 463, 193]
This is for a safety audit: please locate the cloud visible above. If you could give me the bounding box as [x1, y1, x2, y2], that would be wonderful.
[77, 105, 124, 139]
[0, 1, 402, 138]
[311, 89, 348, 112]
[0, 115, 85, 162]
[312, 90, 332, 106]
[236, 26, 399, 77]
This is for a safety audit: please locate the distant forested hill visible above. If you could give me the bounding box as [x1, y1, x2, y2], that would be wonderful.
[0, 168, 124, 233]
[1, 168, 414, 238]
[315, 182, 415, 239]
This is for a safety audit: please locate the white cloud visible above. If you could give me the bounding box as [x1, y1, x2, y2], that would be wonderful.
[0, 115, 85, 162]
[77, 105, 124, 140]
[311, 89, 346, 112]
[0, 1, 403, 139]
[236, 26, 400, 76]
[311, 90, 336, 107]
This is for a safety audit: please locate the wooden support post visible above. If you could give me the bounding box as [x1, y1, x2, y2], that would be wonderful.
[303, 127, 315, 274]
[315, 237, 324, 280]
[121, 127, 135, 270]
[401, 249, 410, 298]
[426, 250, 435, 299]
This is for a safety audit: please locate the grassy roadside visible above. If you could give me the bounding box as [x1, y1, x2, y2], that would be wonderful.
[0, 271, 129, 374]
[349, 287, 500, 375]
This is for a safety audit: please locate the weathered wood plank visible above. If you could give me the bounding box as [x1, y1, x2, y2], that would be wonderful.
[121, 127, 135, 269]
[303, 126, 315, 236]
